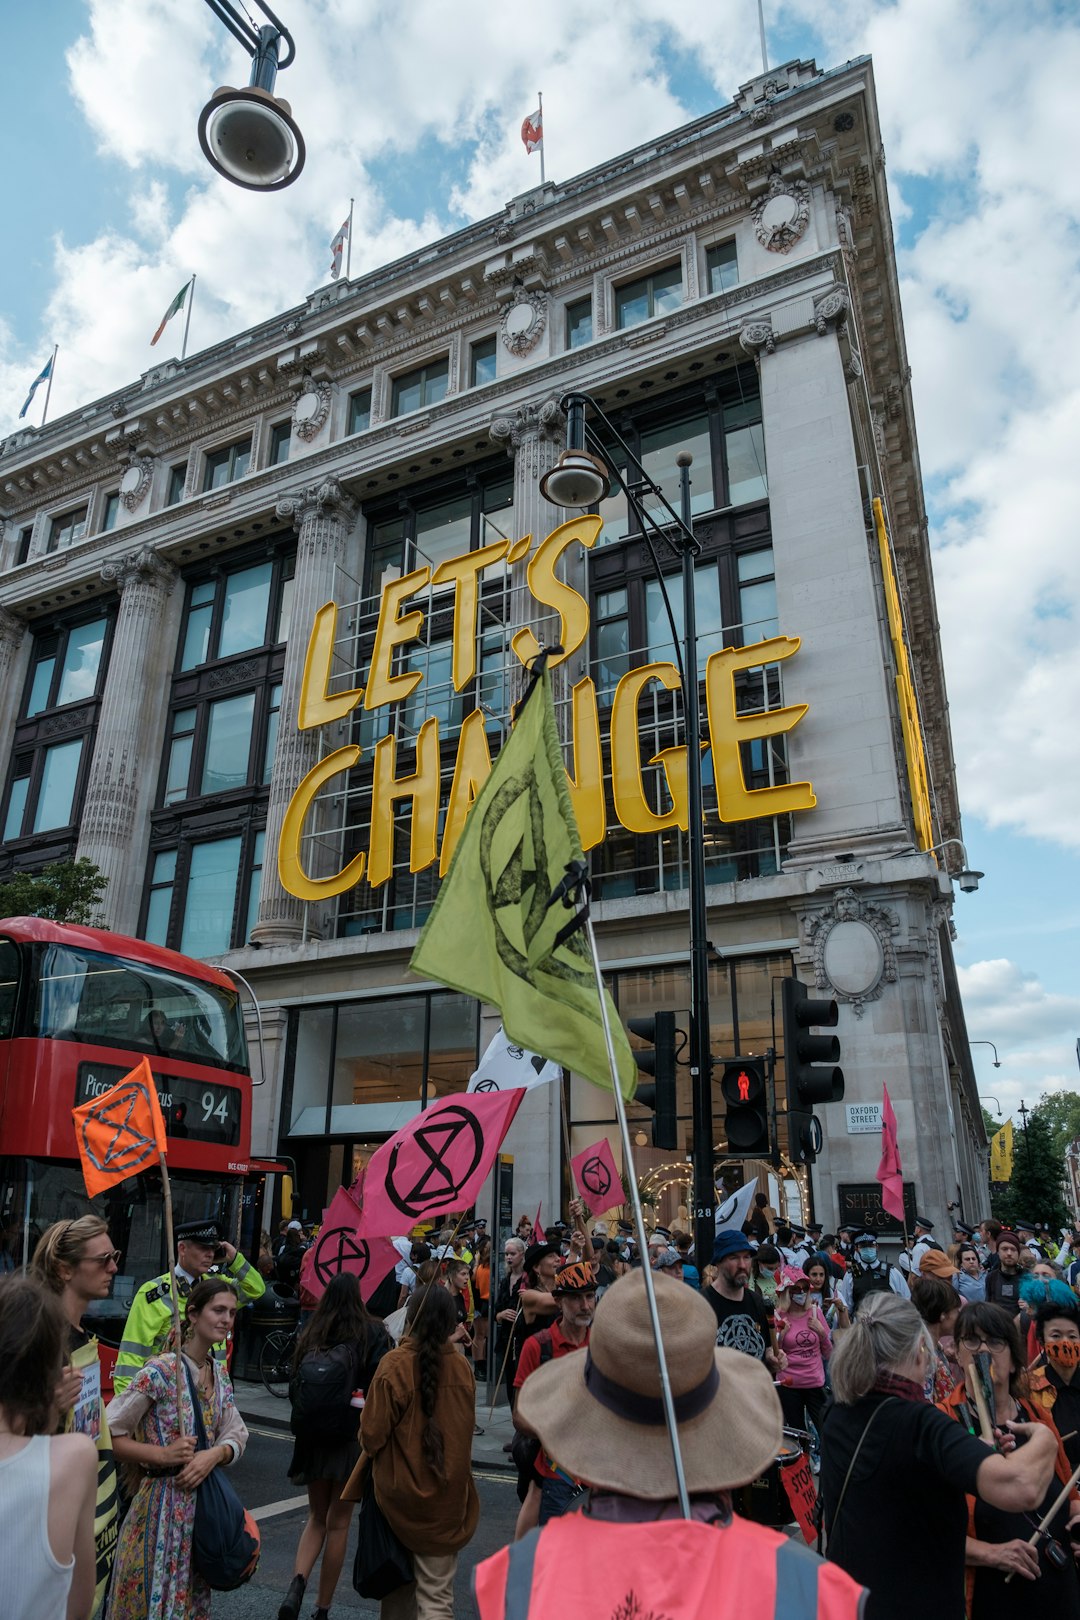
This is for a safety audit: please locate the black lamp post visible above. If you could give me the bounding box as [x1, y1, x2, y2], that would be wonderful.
[540, 393, 716, 1270]
[198, 0, 305, 190]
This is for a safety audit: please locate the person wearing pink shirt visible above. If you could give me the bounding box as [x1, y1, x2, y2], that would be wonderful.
[774, 1265, 832, 1436]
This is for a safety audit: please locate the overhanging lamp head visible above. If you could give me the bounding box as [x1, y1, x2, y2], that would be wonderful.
[539, 449, 611, 509]
[198, 84, 305, 190]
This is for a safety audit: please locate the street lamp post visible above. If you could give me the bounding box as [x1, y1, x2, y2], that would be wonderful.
[540, 394, 716, 1270]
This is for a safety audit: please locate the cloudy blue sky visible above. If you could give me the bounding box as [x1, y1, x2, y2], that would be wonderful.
[2, 1, 1078, 1126]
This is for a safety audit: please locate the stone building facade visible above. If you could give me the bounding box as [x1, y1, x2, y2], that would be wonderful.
[0, 55, 988, 1236]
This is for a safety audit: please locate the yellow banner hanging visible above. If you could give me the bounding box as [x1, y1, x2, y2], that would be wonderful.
[990, 1120, 1014, 1183]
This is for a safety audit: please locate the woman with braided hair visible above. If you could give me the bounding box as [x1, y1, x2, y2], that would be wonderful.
[347, 1284, 479, 1618]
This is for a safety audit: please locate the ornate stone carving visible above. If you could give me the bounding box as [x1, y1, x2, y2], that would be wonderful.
[0, 605, 27, 648]
[207, 658, 261, 689]
[100, 547, 177, 596]
[500, 285, 549, 357]
[291, 377, 334, 442]
[118, 455, 155, 512]
[752, 172, 812, 254]
[813, 286, 850, 335]
[276, 476, 357, 531]
[490, 398, 565, 457]
[800, 887, 900, 1017]
[739, 320, 775, 357]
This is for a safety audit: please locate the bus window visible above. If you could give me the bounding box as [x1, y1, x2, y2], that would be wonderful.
[32, 943, 247, 1072]
[0, 939, 19, 1038]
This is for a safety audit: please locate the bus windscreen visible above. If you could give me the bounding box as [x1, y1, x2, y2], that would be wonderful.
[32, 943, 247, 1072]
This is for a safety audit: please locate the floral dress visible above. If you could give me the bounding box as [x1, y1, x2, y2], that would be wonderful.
[104, 1354, 248, 1620]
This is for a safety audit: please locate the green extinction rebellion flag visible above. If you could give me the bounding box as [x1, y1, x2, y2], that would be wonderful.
[410, 670, 637, 1099]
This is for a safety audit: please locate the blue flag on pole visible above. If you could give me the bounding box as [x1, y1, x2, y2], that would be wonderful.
[19, 354, 53, 420]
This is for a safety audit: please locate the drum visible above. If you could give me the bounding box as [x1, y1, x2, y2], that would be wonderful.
[736, 1431, 806, 1527]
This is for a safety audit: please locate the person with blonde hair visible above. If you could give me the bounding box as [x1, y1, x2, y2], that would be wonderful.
[820, 1291, 1059, 1619]
[0, 1272, 98, 1620]
[33, 1217, 122, 1617]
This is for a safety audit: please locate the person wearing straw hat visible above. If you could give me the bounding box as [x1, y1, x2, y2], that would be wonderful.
[473, 1269, 868, 1620]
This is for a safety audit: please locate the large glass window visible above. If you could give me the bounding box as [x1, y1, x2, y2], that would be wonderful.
[179, 836, 243, 958]
[615, 263, 683, 329]
[639, 414, 714, 518]
[201, 693, 256, 796]
[391, 359, 449, 417]
[348, 389, 372, 435]
[269, 421, 291, 465]
[47, 507, 88, 553]
[706, 240, 739, 294]
[566, 297, 593, 349]
[219, 562, 272, 658]
[415, 495, 473, 574]
[725, 399, 768, 506]
[166, 464, 187, 506]
[33, 739, 83, 832]
[178, 557, 292, 672]
[25, 617, 109, 717]
[144, 838, 263, 959]
[202, 437, 252, 493]
[102, 492, 121, 532]
[470, 336, 498, 387]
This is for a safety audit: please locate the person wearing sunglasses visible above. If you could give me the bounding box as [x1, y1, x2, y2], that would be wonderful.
[33, 1216, 123, 1617]
[938, 1300, 1080, 1615]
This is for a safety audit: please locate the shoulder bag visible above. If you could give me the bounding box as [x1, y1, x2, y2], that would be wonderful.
[184, 1363, 260, 1591]
[352, 1467, 414, 1599]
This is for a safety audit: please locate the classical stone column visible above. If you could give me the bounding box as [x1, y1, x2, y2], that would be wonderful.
[0, 607, 29, 775]
[251, 476, 358, 946]
[489, 397, 575, 718]
[76, 548, 178, 932]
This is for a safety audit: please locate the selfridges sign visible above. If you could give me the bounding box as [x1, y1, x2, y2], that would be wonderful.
[277, 515, 816, 900]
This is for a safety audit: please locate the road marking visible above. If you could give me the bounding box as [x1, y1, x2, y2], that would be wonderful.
[251, 1493, 308, 1521]
[473, 1470, 515, 1485]
[244, 1424, 292, 1441]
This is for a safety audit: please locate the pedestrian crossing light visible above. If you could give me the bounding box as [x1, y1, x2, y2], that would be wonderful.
[628, 1011, 678, 1151]
[782, 977, 843, 1165]
[720, 1058, 770, 1157]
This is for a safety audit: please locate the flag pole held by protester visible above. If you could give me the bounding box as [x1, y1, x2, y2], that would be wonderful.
[410, 654, 692, 1516]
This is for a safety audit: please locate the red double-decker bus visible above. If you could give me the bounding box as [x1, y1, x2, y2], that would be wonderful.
[0, 917, 271, 1375]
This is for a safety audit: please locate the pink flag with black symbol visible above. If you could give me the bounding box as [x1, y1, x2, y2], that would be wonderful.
[300, 1185, 400, 1304]
[359, 1089, 525, 1237]
[875, 1084, 905, 1224]
[570, 1137, 622, 1219]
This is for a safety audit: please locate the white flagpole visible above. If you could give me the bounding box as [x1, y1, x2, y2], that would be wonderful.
[41, 344, 58, 425]
[538, 90, 546, 185]
[346, 198, 354, 281]
[580, 907, 692, 1519]
[757, 0, 769, 71]
[181, 275, 196, 362]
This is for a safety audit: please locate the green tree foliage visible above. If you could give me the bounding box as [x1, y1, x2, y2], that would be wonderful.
[1034, 1089, 1080, 1162]
[0, 859, 108, 926]
[991, 1110, 1068, 1231]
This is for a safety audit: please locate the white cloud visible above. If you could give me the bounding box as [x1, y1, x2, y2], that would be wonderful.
[958, 957, 1080, 1118]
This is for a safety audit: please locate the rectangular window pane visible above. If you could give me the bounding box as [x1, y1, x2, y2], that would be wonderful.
[646, 568, 723, 664]
[276, 576, 294, 644]
[27, 656, 56, 717]
[726, 421, 768, 505]
[244, 830, 265, 946]
[738, 579, 779, 643]
[737, 547, 774, 582]
[232, 441, 251, 479]
[706, 241, 739, 294]
[180, 837, 242, 958]
[616, 280, 650, 330]
[144, 883, 173, 947]
[167, 465, 187, 506]
[263, 685, 282, 783]
[180, 606, 212, 671]
[595, 463, 630, 547]
[153, 849, 178, 883]
[640, 416, 714, 516]
[4, 776, 29, 841]
[56, 618, 108, 706]
[415, 495, 472, 573]
[470, 337, 497, 387]
[218, 562, 272, 658]
[566, 297, 592, 348]
[652, 262, 683, 314]
[290, 1006, 333, 1132]
[595, 617, 630, 701]
[422, 362, 448, 407]
[269, 422, 291, 465]
[201, 691, 256, 795]
[403, 640, 461, 734]
[349, 389, 372, 434]
[164, 734, 194, 805]
[33, 739, 83, 832]
[103, 493, 121, 532]
[367, 517, 407, 592]
[392, 360, 448, 417]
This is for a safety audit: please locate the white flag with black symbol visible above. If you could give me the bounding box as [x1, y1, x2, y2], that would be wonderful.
[466, 1024, 560, 1093]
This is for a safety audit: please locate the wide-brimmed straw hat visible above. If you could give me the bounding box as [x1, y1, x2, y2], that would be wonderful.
[516, 1270, 782, 1498]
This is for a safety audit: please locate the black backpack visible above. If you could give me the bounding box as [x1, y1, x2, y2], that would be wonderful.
[290, 1341, 357, 1437]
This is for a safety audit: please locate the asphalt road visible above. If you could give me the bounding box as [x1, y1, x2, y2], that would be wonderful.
[215, 1424, 520, 1618]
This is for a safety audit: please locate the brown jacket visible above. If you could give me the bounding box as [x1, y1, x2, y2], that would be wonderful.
[351, 1341, 479, 1556]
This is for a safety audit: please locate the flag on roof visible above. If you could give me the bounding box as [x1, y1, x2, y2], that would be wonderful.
[151, 279, 192, 346]
[72, 1057, 168, 1199]
[330, 216, 349, 280]
[521, 107, 543, 154]
[18, 353, 53, 420]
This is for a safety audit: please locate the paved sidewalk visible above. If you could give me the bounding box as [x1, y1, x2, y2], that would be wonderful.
[234, 1378, 516, 1472]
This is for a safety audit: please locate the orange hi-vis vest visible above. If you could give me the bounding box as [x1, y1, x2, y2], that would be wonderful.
[473, 1512, 867, 1620]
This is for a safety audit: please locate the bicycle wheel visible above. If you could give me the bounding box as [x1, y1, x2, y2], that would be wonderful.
[260, 1328, 294, 1398]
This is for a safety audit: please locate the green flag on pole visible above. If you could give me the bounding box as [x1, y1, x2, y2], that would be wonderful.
[151, 279, 192, 346]
[410, 669, 637, 1099]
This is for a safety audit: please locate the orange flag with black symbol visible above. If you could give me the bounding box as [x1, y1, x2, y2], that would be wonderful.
[72, 1056, 168, 1198]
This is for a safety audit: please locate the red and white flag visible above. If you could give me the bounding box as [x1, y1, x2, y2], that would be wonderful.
[876, 1084, 905, 1223]
[521, 107, 543, 155]
[330, 217, 349, 280]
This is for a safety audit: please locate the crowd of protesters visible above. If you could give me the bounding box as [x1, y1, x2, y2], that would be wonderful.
[4, 1198, 1080, 1618]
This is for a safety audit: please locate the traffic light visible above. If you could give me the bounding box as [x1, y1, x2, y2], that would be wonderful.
[782, 976, 843, 1164]
[628, 1011, 678, 1151]
[720, 1058, 770, 1157]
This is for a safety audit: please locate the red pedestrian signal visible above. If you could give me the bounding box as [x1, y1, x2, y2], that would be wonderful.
[720, 1058, 769, 1157]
